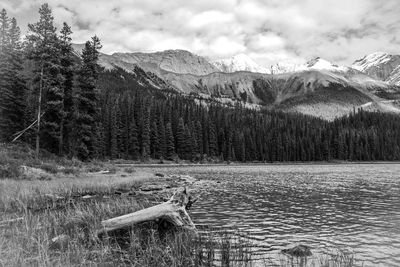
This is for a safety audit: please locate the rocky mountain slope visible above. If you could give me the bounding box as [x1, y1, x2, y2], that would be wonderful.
[387, 65, 400, 86]
[352, 52, 400, 82]
[111, 49, 219, 76]
[72, 44, 219, 76]
[163, 67, 400, 119]
[72, 44, 400, 120]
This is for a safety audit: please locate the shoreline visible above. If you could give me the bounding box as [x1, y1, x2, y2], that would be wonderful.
[115, 161, 400, 168]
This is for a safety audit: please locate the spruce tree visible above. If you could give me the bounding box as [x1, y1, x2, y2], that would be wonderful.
[59, 22, 74, 155]
[0, 11, 26, 140]
[157, 116, 166, 159]
[0, 11, 26, 142]
[7, 18, 26, 138]
[176, 117, 187, 158]
[165, 122, 175, 160]
[0, 9, 9, 140]
[26, 3, 63, 156]
[109, 104, 118, 159]
[140, 105, 151, 159]
[128, 116, 139, 159]
[74, 36, 102, 160]
[150, 121, 160, 158]
[208, 122, 217, 157]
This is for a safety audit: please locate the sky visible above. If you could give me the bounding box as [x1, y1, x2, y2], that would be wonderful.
[1, 0, 400, 67]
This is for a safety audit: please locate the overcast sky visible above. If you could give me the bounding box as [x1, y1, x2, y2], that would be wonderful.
[2, 0, 400, 67]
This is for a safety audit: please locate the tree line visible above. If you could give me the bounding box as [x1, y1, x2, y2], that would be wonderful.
[95, 74, 400, 162]
[0, 4, 101, 160]
[1, 4, 400, 162]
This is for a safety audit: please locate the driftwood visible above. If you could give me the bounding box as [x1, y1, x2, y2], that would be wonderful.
[98, 187, 197, 237]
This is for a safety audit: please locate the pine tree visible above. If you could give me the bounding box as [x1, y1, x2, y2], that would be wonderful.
[196, 121, 203, 157]
[7, 18, 26, 137]
[26, 3, 63, 156]
[128, 116, 139, 159]
[0, 11, 26, 142]
[157, 116, 166, 159]
[150, 121, 160, 158]
[74, 36, 102, 160]
[0, 9, 9, 140]
[165, 122, 175, 160]
[140, 106, 151, 159]
[208, 122, 217, 157]
[58, 22, 74, 155]
[176, 117, 187, 158]
[109, 104, 118, 159]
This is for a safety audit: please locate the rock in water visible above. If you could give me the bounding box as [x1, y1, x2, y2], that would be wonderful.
[281, 244, 312, 257]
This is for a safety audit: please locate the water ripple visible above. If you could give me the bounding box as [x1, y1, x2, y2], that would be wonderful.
[184, 164, 400, 267]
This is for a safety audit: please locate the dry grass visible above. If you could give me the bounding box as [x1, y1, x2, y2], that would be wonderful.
[0, 188, 254, 266]
[0, 143, 251, 266]
[0, 143, 358, 266]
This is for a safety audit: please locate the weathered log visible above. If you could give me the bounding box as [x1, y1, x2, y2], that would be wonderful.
[97, 187, 196, 237]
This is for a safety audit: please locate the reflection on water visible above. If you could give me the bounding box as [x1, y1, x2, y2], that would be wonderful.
[171, 164, 400, 266]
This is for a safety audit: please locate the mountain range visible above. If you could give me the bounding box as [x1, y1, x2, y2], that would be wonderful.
[72, 44, 400, 120]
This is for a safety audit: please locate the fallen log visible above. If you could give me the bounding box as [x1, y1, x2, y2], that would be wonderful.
[97, 187, 197, 238]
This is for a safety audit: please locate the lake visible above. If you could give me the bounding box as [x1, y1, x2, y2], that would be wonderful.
[165, 164, 400, 266]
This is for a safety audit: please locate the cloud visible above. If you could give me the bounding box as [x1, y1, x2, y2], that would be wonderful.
[1, 0, 399, 67]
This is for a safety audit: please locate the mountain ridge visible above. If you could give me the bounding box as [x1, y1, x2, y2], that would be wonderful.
[71, 44, 400, 120]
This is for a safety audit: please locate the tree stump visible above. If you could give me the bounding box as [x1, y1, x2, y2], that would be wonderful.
[97, 187, 197, 238]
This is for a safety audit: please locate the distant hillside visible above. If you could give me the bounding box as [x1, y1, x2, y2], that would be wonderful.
[72, 44, 400, 120]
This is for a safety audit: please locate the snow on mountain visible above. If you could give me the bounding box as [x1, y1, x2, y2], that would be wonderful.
[352, 52, 400, 81]
[388, 65, 400, 86]
[352, 52, 392, 72]
[212, 55, 348, 75]
[212, 54, 269, 73]
[270, 61, 304, 74]
[270, 57, 348, 74]
[305, 57, 349, 72]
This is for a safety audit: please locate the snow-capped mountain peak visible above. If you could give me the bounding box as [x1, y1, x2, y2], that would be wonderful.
[305, 57, 348, 72]
[270, 57, 348, 74]
[352, 52, 391, 72]
[212, 54, 269, 73]
[352, 52, 400, 81]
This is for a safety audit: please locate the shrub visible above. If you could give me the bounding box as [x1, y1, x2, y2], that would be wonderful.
[38, 163, 59, 174]
[0, 163, 22, 179]
[124, 167, 135, 174]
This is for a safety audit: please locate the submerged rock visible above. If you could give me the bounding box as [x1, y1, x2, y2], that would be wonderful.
[281, 244, 312, 257]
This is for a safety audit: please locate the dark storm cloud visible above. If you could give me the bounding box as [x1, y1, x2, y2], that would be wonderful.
[1, 0, 399, 66]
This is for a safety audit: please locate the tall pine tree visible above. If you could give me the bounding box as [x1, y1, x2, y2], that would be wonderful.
[26, 4, 63, 156]
[58, 22, 74, 155]
[0, 11, 26, 141]
[74, 36, 102, 160]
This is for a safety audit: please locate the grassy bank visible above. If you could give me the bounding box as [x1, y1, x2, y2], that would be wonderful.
[0, 143, 357, 266]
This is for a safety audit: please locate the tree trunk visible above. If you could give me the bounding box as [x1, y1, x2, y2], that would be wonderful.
[97, 187, 196, 237]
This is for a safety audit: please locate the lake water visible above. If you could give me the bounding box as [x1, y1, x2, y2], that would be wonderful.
[168, 164, 400, 266]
